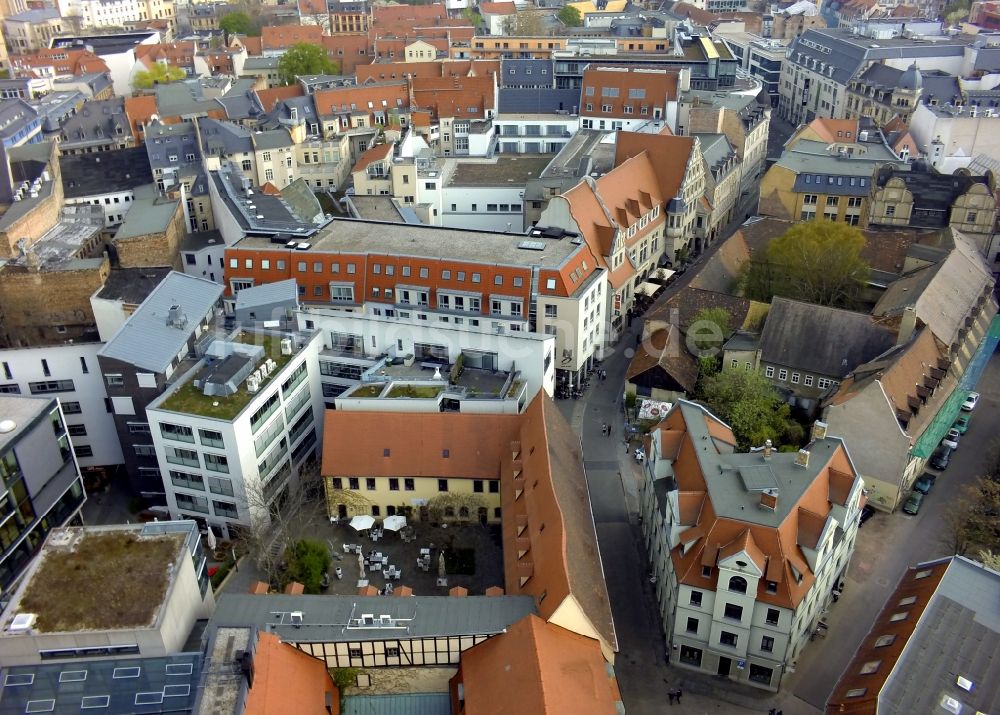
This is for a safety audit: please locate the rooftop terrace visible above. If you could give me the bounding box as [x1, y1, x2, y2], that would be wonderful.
[156, 330, 306, 420]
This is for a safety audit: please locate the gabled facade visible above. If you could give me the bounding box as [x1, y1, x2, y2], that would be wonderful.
[578, 66, 680, 133]
[640, 401, 865, 691]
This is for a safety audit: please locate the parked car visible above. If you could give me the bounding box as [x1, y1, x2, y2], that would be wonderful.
[913, 474, 934, 495]
[953, 414, 971, 434]
[902, 491, 924, 515]
[962, 392, 980, 411]
[859, 504, 876, 526]
[930, 445, 953, 470]
[941, 428, 961, 450]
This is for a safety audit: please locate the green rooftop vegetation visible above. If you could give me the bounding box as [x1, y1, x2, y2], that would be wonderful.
[19, 532, 184, 632]
[506, 380, 526, 398]
[350, 383, 385, 398]
[385, 384, 444, 399]
[158, 334, 293, 420]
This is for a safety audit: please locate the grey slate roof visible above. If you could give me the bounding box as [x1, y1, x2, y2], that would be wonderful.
[243, 56, 281, 70]
[0, 653, 202, 715]
[209, 594, 537, 643]
[873, 229, 993, 347]
[6, 7, 59, 21]
[674, 400, 860, 524]
[60, 147, 154, 198]
[58, 97, 130, 148]
[0, 99, 38, 143]
[199, 117, 254, 156]
[919, 70, 962, 105]
[498, 88, 581, 114]
[145, 120, 200, 171]
[785, 28, 972, 87]
[500, 59, 555, 88]
[216, 91, 263, 122]
[251, 128, 294, 150]
[29, 91, 84, 133]
[760, 297, 895, 378]
[98, 271, 223, 373]
[155, 83, 221, 118]
[874, 165, 991, 229]
[880, 556, 1000, 714]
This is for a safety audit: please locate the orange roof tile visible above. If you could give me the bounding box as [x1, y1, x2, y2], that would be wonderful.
[581, 67, 679, 120]
[350, 143, 393, 175]
[259, 182, 282, 196]
[262, 25, 324, 51]
[245, 632, 339, 715]
[357, 59, 499, 83]
[452, 615, 620, 714]
[313, 82, 409, 118]
[485, 586, 505, 596]
[614, 132, 695, 204]
[256, 85, 305, 112]
[448, 586, 469, 597]
[358, 584, 379, 596]
[249, 581, 269, 594]
[284, 581, 305, 595]
[323, 409, 521, 479]
[393, 584, 414, 597]
[479, 1, 516, 14]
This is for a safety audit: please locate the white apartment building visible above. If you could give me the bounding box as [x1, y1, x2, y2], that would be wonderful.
[493, 115, 578, 155]
[640, 402, 864, 691]
[147, 327, 325, 539]
[296, 305, 556, 406]
[0, 343, 123, 472]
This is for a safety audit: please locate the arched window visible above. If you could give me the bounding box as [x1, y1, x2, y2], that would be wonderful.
[729, 576, 748, 594]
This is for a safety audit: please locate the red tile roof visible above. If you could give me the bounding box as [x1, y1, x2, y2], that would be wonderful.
[479, 1, 516, 14]
[350, 143, 393, 174]
[313, 82, 409, 117]
[256, 84, 305, 111]
[245, 632, 339, 715]
[451, 615, 620, 714]
[10, 48, 110, 77]
[262, 25, 324, 51]
[356, 59, 498, 83]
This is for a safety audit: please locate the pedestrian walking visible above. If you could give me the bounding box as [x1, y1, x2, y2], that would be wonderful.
[674, 689, 682, 704]
[601, 423, 608, 436]
[667, 691, 675, 705]
[606, 423, 612, 437]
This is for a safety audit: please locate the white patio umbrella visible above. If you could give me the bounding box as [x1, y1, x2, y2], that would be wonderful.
[350, 514, 376, 532]
[382, 515, 407, 532]
[438, 551, 447, 578]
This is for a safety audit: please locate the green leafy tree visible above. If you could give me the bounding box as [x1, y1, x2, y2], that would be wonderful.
[696, 368, 790, 451]
[284, 539, 331, 593]
[740, 220, 870, 308]
[461, 6, 483, 27]
[687, 307, 732, 355]
[277, 43, 340, 86]
[505, 9, 545, 35]
[133, 63, 186, 89]
[219, 11, 257, 39]
[557, 5, 583, 26]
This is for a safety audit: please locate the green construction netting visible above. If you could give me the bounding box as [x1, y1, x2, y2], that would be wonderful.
[911, 315, 1000, 458]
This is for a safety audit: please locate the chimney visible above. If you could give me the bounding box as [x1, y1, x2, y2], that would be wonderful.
[810, 421, 828, 441]
[795, 448, 810, 468]
[763, 439, 773, 460]
[897, 306, 917, 345]
[760, 488, 778, 511]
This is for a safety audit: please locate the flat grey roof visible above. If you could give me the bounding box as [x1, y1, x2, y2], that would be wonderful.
[98, 271, 223, 373]
[0, 654, 202, 715]
[0, 395, 52, 453]
[347, 195, 407, 222]
[233, 217, 585, 268]
[210, 594, 537, 642]
[95, 267, 172, 305]
[234, 278, 298, 311]
[881, 557, 1000, 714]
[114, 185, 180, 240]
